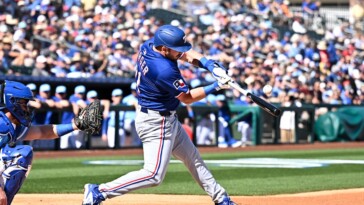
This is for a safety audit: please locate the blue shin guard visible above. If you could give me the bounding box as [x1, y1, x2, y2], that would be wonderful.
[1, 144, 33, 204]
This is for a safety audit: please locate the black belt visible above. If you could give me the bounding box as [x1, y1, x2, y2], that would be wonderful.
[140, 107, 172, 116]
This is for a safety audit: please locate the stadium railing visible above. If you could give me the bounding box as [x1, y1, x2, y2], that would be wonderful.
[24, 102, 364, 151]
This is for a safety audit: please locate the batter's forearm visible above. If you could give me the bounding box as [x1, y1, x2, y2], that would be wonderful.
[178, 87, 206, 105]
[183, 50, 205, 67]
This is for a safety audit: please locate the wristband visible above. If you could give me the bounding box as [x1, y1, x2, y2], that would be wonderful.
[199, 57, 215, 73]
[203, 82, 220, 95]
[56, 123, 74, 137]
[199, 57, 209, 67]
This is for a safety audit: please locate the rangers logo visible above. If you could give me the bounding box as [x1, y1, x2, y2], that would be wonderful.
[173, 79, 186, 89]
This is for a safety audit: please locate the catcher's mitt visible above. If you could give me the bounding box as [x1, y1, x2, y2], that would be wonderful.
[75, 100, 102, 135]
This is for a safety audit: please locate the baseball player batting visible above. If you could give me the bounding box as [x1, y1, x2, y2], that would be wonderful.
[82, 25, 237, 205]
[0, 80, 102, 205]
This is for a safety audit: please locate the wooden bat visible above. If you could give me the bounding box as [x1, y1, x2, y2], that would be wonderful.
[228, 81, 281, 117]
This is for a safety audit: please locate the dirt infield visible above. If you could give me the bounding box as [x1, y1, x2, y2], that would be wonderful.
[12, 188, 364, 205]
[13, 142, 364, 205]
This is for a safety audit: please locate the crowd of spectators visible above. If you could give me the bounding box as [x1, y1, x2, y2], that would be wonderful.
[0, 0, 363, 110]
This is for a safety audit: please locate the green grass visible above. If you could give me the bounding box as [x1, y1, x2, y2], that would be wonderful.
[20, 148, 364, 195]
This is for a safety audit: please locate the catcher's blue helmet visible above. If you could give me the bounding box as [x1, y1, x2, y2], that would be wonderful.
[153, 25, 192, 52]
[0, 80, 35, 127]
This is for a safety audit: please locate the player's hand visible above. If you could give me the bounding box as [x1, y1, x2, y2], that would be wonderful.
[200, 58, 232, 84]
[217, 81, 230, 90]
[211, 64, 232, 85]
[213, 80, 231, 91]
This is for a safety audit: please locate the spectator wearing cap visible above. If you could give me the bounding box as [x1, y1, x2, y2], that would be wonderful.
[29, 83, 57, 149]
[51, 58, 69, 77]
[121, 82, 141, 147]
[106, 58, 121, 77]
[53, 85, 70, 108]
[67, 53, 84, 78]
[26, 83, 37, 97]
[46, 5, 59, 23]
[32, 83, 54, 124]
[111, 43, 135, 77]
[1, 36, 15, 72]
[70, 85, 87, 112]
[103, 88, 128, 148]
[86, 90, 98, 101]
[65, 85, 88, 148]
[111, 32, 122, 47]
[74, 35, 86, 50]
[280, 31, 291, 46]
[32, 55, 50, 76]
[13, 21, 27, 42]
[35, 14, 48, 30]
[50, 85, 76, 149]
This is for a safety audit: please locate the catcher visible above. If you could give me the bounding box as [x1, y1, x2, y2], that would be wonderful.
[0, 80, 102, 205]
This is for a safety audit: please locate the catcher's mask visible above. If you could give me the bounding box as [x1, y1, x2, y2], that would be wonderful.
[0, 80, 35, 127]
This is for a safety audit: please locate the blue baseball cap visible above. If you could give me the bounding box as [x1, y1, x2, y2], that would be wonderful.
[112, 88, 123, 96]
[75, 85, 86, 94]
[153, 25, 192, 52]
[56, 85, 66, 93]
[26, 83, 37, 91]
[39, 83, 51, 92]
[87, 90, 98, 99]
[130, 82, 137, 90]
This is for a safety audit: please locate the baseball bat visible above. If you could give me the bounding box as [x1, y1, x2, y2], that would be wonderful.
[228, 81, 281, 117]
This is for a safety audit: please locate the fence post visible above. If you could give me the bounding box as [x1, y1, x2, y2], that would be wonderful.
[114, 110, 120, 149]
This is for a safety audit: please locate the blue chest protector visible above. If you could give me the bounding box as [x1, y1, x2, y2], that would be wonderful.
[0, 112, 33, 204]
[0, 112, 29, 148]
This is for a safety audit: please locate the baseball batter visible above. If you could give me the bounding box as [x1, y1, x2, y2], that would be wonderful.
[82, 25, 236, 205]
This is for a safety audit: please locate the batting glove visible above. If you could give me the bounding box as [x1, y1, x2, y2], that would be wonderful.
[199, 57, 232, 85]
[212, 65, 232, 85]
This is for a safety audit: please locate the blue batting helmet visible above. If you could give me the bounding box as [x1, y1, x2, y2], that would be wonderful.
[153, 25, 192, 52]
[0, 80, 35, 127]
